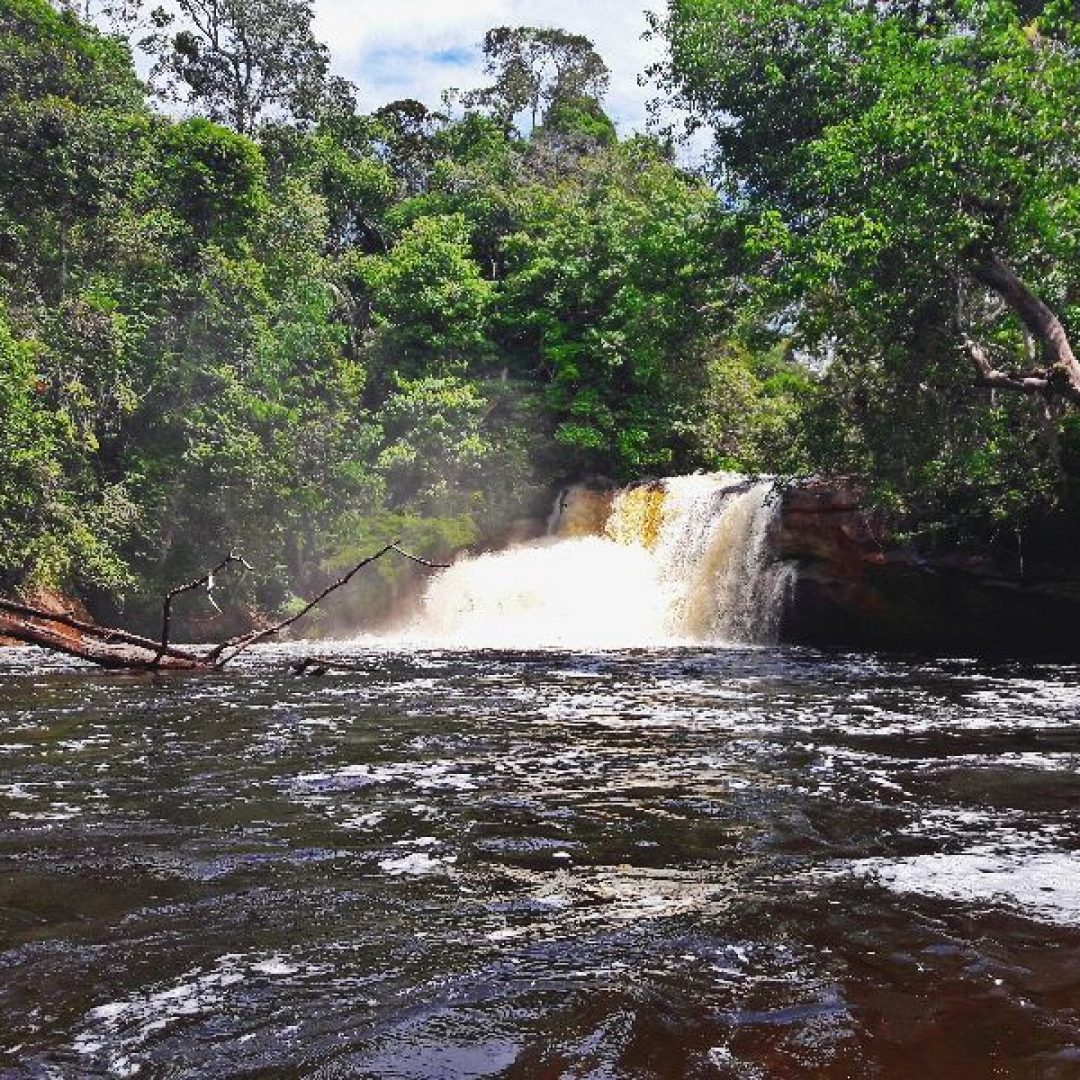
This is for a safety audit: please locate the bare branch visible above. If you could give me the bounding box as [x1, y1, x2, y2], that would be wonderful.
[387, 543, 455, 570]
[155, 551, 253, 666]
[0, 543, 449, 674]
[211, 543, 450, 668]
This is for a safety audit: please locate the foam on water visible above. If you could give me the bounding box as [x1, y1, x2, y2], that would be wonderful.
[860, 850, 1080, 926]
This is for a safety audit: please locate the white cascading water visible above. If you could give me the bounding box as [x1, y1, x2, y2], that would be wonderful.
[404, 474, 794, 649]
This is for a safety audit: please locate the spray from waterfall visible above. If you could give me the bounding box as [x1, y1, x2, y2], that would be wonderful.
[403, 474, 793, 648]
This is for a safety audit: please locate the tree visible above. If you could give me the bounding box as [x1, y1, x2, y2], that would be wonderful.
[0, 296, 138, 591]
[498, 138, 718, 477]
[141, 0, 352, 134]
[367, 99, 445, 195]
[150, 117, 268, 245]
[650, 0, 1080, 411]
[463, 26, 610, 134]
[257, 119, 398, 255]
[351, 213, 494, 372]
[1, 0, 143, 109]
[5, 0, 798, 630]
[0, 0, 147, 298]
[538, 95, 617, 149]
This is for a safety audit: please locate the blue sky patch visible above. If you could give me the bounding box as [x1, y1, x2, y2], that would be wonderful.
[429, 45, 476, 68]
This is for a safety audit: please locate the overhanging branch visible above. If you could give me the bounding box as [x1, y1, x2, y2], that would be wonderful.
[965, 251, 1080, 405]
[962, 336, 1051, 395]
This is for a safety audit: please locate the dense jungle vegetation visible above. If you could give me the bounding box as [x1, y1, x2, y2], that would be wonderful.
[2, 0, 1079, 631]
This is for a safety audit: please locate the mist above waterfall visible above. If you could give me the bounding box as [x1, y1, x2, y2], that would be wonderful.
[399, 474, 793, 649]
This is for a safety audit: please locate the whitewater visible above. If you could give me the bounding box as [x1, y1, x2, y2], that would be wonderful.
[400, 474, 794, 649]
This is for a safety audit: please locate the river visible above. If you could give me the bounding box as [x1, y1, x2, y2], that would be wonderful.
[2, 642, 1079, 1077]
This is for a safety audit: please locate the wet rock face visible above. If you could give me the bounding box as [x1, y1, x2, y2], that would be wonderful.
[775, 479, 1080, 656]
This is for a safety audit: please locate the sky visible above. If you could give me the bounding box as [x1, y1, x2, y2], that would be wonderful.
[310, 0, 666, 135]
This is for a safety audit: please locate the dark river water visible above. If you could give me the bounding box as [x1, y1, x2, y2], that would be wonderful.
[1, 644, 1079, 1078]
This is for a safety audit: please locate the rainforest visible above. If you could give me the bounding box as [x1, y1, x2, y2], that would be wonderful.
[3, 0, 1079, 639]
[3, 1, 1080, 1076]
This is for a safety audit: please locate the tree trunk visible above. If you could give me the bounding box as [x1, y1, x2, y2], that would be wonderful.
[967, 252, 1080, 405]
[58, 220, 68, 299]
[0, 607, 207, 671]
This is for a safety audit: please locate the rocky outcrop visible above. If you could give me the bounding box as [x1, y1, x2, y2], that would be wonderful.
[776, 479, 1080, 655]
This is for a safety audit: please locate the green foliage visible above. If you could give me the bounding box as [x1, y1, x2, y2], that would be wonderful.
[0, 310, 58, 584]
[20, 0, 1026, 634]
[260, 126, 396, 253]
[141, 0, 350, 134]
[2, 1, 802, 624]
[0, 304, 134, 589]
[498, 138, 717, 476]
[148, 118, 268, 245]
[15, 0, 1080, 638]
[695, 340, 815, 476]
[365, 99, 444, 195]
[0, 0, 143, 109]
[653, 0, 1080, 536]
[540, 96, 617, 147]
[356, 214, 493, 365]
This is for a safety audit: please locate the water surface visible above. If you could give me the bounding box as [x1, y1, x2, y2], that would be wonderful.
[1, 644, 1079, 1077]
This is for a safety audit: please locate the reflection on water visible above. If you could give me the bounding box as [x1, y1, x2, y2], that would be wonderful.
[0, 643, 1079, 1077]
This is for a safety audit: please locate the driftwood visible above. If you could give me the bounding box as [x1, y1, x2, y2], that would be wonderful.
[207, 544, 448, 667]
[0, 602, 206, 670]
[0, 542, 450, 673]
[290, 656, 374, 677]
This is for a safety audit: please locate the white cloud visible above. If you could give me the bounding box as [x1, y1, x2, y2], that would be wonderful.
[312, 0, 665, 133]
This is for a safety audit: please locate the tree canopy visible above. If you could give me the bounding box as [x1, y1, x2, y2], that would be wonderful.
[462, 26, 611, 134]
[4, 0, 1079, 631]
[651, 0, 1080, 532]
[141, 0, 353, 133]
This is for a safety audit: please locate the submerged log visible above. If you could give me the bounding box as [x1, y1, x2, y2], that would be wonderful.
[290, 656, 372, 677]
[0, 542, 451, 673]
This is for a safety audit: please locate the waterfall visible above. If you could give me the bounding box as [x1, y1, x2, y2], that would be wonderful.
[404, 474, 793, 648]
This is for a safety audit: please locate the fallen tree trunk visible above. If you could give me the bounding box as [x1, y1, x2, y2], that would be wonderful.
[0, 605, 206, 670]
[0, 598, 208, 665]
[0, 542, 450, 673]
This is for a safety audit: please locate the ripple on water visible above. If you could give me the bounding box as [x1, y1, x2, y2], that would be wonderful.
[0, 644, 1079, 1077]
